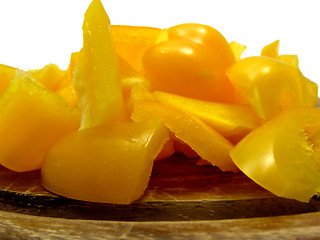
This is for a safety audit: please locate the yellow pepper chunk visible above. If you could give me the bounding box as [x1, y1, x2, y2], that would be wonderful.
[132, 101, 238, 172]
[0, 64, 16, 96]
[55, 52, 80, 108]
[56, 80, 78, 108]
[155, 28, 169, 43]
[73, 0, 125, 130]
[261, 40, 299, 69]
[259, 41, 318, 108]
[118, 55, 149, 105]
[111, 25, 162, 73]
[153, 90, 261, 143]
[55, 51, 80, 92]
[42, 120, 169, 204]
[277, 54, 299, 69]
[300, 74, 318, 107]
[229, 41, 247, 61]
[30, 63, 65, 91]
[227, 56, 315, 120]
[0, 74, 80, 172]
[230, 108, 320, 202]
[261, 40, 280, 58]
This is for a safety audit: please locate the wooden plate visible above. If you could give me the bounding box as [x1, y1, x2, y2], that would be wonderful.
[1, 154, 320, 239]
[1, 154, 319, 222]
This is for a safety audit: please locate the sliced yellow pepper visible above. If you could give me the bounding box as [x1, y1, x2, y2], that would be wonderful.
[42, 120, 169, 204]
[229, 41, 247, 61]
[55, 52, 80, 108]
[0, 64, 17, 96]
[118, 54, 149, 109]
[30, 63, 65, 91]
[73, 0, 126, 130]
[0, 73, 80, 172]
[111, 25, 162, 73]
[153, 90, 261, 143]
[230, 108, 320, 202]
[261, 40, 280, 58]
[227, 56, 315, 120]
[132, 101, 238, 172]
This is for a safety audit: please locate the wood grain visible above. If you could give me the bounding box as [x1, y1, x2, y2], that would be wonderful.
[1, 154, 320, 239]
[0, 154, 320, 222]
[1, 210, 320, 239]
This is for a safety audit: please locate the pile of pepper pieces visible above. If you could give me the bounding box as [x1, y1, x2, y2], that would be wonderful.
[0, 0, 319, 204]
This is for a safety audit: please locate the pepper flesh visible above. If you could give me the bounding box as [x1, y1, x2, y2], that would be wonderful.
[0, 74, 80, 172]
[131, 101, 239, 172]
[227, 56, 307, 120]
[261, 40, 318, 108]
[42, 120, 170, 204]
[40, 0, 171, 205]
[230, 108, 320, 202]
[168, 23, 235, 69]
[153, 90, 261, 143]
[143, 39, 235, 103]
[73, 0, 126, 130]
[0, 0, 318, 205]
[0, 64, 16, 96]
[143, 23, 236, 103]
[111, 25, 162, 73]
[30, 64, 65, 91]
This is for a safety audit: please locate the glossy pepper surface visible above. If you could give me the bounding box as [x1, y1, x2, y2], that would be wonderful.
[143, 23, 236, 103]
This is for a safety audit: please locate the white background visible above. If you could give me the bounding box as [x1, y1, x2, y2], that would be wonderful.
[0, 0, 319, 85]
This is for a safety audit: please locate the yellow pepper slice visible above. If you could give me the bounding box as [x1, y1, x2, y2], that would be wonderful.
[0, 64, 17, 96]
[277, 54, 299, 69]
[73, 0, 125, 130]
[42, 120, 169, 204]
[143, 25, 236, 103]
[153, 90, 261, 143]
[0, 73, 80, 172]
[118, 54, 149, 107]
[229, 41, 247, 61]
[261, 40, 280, 58]
[132, 101, 238, 172]
[227, 56, 315, 120]
[55, 52, 80, 108]
[259, 41, 318, 108]
[230, 108, 320, 202]
[30, 63, 65, 91]
[261, 40, 299, 69]
[111, 25, 162, 73]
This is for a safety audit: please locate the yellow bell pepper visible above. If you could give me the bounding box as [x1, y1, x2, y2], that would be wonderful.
[153, 90, 261, 143]
[229, 41, 247, 61]
[41, 0, 171, 205]
[30, 63, 65, 91]
[0, 64, 17, 96]
[0, 73, 80, 172]
[118, 54, 149, 109]
[111, 25, 162, 73]
[277, 54, 299, 69]
[230, 107, 320, 202]
[227, 56, 317, 120]
[73, 0, 126, 130]
[42, 120, 169, 204]
[260, 41, 318, 108]
[131, 101, 239, 172]
[55, 52, 80, 108]
[0, 0, 317, 206]
[261, 40, 299, 70]
[261, 40, 280, 58]
[142, 25, 236, 103]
